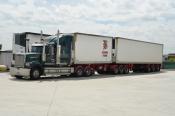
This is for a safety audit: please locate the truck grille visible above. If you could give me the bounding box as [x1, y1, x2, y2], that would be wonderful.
[15, 54, 24, 67]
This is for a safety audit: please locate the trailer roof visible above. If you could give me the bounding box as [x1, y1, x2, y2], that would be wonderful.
[117, 37, 163, 46]
[74, 32, 113, 38]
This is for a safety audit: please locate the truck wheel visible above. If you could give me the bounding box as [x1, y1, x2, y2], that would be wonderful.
[119, 65, 124, 74]
[75, 66, 83, 77]
[84, 67, 92, 77]
[113, 66, 119, 74]
[123, 66, 129, 74]
[30, 68, 41, 80]
[15, 76, 23, 79]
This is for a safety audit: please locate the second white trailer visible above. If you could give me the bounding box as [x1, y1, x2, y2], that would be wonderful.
[115, 37, 163, 64]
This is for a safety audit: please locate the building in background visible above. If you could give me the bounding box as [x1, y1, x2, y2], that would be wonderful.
[13, 32, 51, 54]
[163, 53, 175, 69]
[0, 50, 12, 69]
[167, 54, 175, 62]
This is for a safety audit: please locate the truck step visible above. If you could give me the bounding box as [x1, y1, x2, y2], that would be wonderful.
[44, 67, 74, 75]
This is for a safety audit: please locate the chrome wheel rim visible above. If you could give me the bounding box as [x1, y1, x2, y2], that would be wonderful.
[33, 70, 39, 78]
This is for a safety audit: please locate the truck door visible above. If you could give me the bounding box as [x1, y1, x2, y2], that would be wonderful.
[45, 43, 56, 64]
[59, 35, 72, 65]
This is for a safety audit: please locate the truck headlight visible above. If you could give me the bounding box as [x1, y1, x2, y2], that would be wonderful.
[25, 62, 30, 67]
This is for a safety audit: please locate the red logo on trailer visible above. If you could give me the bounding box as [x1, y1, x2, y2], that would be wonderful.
[102, 40, 108, 57]
[103, 40, 108, 49]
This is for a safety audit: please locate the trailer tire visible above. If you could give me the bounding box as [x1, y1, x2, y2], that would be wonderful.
[30, 68, 41, 80]
[75, 66, 84, 77]
[84, 67, 92, 77]
[91, 68, 95, 75]
[119, 65, 124, 74]
[151, 65, 155, 72]
[123, 66, 129, 74]
[157, 65, 160, 72]
[145, 66, 151, 73]
[113, 66, 119, 74]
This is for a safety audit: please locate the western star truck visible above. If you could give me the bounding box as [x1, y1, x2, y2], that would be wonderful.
[10, 32, 163, 79]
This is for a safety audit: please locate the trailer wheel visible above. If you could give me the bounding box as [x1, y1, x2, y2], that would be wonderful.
[91, 68, 95, 75]
[145, 66, 151, 73]
[113, 66, 119, 74]
[84, 66, 92, 77]
[119, 65, 124, 74]
[156, 65, 160, 72]
[151, 65, 155, 72]
[123, 66, 129, 74]
[75, 66, 84, 77]
[30, 68, 41, 80]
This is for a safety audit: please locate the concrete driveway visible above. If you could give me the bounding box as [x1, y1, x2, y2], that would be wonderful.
[0, 70, 175, 116]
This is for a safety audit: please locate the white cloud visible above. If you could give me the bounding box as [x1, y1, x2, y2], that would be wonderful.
[0, 0, 175, 53]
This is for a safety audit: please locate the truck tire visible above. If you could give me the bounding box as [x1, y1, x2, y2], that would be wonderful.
[15, 76, 23, 79]
[30, 68, 41, 80]
[75, 66, 83, 77]
[84, 67, 92, 77]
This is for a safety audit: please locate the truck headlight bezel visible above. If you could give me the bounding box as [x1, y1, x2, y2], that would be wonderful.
[25, 62, 30, 67]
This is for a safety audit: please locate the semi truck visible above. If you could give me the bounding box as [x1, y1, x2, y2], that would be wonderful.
[10, 32, 163, 79]
[12, 32, 51, 68]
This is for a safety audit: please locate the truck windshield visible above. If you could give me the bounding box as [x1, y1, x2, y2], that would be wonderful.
[31, 46, 43, 53]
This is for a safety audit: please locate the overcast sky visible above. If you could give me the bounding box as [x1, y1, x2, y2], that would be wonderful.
[0, 0, 175, 54]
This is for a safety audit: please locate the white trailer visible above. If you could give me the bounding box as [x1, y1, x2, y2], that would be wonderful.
[74, 33, 113, 64]
[115, 37, 163, 64]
